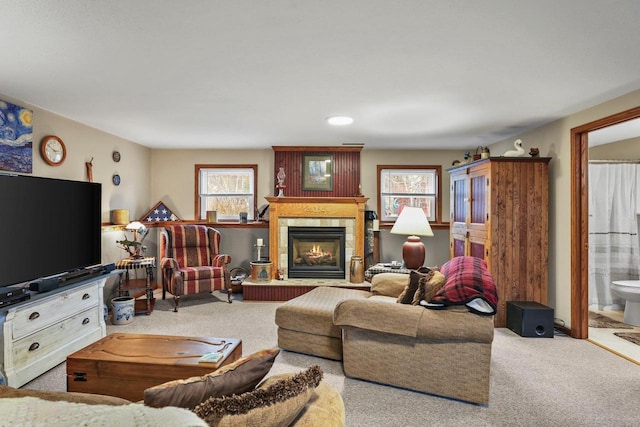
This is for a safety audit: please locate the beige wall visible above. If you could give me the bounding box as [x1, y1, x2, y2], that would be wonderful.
[589, 137, 640, 159]
[150, 148, 462, 268]
[8, 86, 640, 326]
[1, 93, 151, 297]
[487, 88, 640, 328]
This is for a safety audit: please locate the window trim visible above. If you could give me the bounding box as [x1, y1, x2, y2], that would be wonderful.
[376, 164, 442, 225]
[194, 164, 258, 222]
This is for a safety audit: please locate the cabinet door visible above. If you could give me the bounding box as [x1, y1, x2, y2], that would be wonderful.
[467, 165, 489, 232]
[450, 231, 467, 258]
[450, 171, 468, 227]
[468, 231, 488, 260]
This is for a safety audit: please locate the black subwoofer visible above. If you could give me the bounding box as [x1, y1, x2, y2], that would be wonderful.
[507, 301, 554, 338]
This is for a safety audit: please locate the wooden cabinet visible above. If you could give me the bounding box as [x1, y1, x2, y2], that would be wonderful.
[449, 157, 550, 327]
[0, 275, 110, 387]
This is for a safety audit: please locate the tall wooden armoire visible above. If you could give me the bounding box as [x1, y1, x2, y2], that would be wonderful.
[449, 157, 551, 327]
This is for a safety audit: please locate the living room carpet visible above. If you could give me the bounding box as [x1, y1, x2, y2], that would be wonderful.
[614, 332, 640, 346]
[588, 311, 633, 329]
[20, 289, 640, 426]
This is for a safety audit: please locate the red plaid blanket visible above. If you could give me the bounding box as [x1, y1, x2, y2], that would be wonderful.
[428, 256, 498, 315]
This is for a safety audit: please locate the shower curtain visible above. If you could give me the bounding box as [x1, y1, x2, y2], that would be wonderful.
[588, 163, 640, 309]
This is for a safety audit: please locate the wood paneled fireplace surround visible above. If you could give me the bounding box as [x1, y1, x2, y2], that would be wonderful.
[242, 196, 371, 301]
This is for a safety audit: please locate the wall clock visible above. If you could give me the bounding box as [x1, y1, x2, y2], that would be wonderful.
[112, 174, 121, 186]
[40, 135, 66, 166]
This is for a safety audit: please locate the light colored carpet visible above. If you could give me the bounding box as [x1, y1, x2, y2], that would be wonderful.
[22, 291, 640, 426]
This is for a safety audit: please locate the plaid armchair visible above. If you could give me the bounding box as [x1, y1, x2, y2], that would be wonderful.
[160, 225, 232, 311]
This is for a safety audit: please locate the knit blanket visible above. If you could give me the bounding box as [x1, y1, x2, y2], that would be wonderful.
[0, 396, 207, 427]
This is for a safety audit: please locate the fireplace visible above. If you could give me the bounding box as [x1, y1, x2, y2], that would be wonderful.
[288, 227, 346, 279]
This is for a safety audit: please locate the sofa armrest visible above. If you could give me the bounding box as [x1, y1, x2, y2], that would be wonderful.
[334, 299, 494, 343]
[334, 299, 424, 338]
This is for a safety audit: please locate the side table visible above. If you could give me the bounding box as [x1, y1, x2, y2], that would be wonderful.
[116, 257, 156, 315]
[364, 263, 411, 282]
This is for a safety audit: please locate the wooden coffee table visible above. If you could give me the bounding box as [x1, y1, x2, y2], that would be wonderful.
[66, 333, 242, 401]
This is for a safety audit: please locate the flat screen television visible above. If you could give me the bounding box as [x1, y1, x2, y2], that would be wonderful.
[0, 174, 101, 288]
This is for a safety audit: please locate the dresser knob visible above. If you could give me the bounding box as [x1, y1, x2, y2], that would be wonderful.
[29, 312, 40, 320]
[82, 293, 90, 300]
[82, 318, 90, 325]
[29, 342, 40, 352]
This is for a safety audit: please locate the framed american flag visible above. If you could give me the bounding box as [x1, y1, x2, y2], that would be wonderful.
[139, 201, 181, 222]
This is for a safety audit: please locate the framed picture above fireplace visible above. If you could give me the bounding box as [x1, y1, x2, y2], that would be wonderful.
[302, 153, 333, 191]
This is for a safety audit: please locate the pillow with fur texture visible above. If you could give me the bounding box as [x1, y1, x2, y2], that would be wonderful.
[396, 267, 430, 304]
[144, 348, 279, 409]
[193, 365, 323, 427]
[412, 270, 445, 305]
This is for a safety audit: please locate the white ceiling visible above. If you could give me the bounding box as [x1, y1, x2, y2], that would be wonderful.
[2, 1, 640, 150]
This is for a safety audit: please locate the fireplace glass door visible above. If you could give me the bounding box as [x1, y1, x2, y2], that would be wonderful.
[288, 227, 346, 279]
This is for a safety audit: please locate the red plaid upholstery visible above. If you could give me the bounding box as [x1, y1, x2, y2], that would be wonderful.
[160, 225, 232, 308]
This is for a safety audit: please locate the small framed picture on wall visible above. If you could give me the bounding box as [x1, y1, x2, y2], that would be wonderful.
[302, 153, 333, 191]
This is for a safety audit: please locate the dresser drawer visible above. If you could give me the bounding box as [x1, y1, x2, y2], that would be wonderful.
[11, 284, 100, 339]
[11, 308, 100, 372]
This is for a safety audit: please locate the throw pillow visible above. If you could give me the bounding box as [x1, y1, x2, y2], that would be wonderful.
[428, 256, 498, 315]
[396, 267, 430, 304]
[193, 365, 323, 427]
[144, 348, 280, 410]
[411, 270, 445, 305]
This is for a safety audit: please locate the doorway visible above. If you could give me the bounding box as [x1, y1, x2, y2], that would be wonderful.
[570, 106, 640, 338]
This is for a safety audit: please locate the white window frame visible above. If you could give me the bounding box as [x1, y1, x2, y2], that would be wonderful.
[195, 165, 257, 221]
[377, 165, 441, 223]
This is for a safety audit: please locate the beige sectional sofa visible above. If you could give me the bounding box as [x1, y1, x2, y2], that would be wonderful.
[275, 267, 496, 405]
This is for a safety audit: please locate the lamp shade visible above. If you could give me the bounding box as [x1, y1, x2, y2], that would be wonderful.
[389, 207, 433, 269]
[125, 221, 146, 232]
[389, 207, 433, 237]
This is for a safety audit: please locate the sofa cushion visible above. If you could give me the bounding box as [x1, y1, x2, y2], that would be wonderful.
[144, 348, 279, 409]
[193, 365, 322, 427]
[427, 256, 498, 315]
[396, 267, 430, 304]
[370, 272, 409, 297]
[275, 287, 370, 338]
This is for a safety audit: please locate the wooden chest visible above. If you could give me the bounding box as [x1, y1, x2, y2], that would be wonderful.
[66, 333, 242, 401]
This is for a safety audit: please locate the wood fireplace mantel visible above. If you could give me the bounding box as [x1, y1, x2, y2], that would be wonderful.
[266, 197, 368, 277]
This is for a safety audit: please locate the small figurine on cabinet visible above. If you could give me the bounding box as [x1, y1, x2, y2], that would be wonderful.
[502, 139, 526, 157]
[529, 147, 540, 157]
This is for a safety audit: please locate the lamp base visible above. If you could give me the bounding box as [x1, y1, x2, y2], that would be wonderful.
[402, 236, 425, 270]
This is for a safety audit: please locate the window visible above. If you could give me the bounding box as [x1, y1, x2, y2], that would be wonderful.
[377, 165, 441, 223]
[196, 165, 257, 221]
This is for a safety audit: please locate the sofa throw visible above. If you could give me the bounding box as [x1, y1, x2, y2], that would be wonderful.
[425, 256, 498, 315]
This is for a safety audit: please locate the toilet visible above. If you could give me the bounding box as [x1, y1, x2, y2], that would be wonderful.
[610, 280, 640, 326]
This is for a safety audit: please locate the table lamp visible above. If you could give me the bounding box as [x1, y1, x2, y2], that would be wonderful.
[389, 206, 433, 269]
[122, 221, 148, 258]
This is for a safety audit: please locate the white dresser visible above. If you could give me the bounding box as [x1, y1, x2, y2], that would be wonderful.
[0, 274, 111, 387]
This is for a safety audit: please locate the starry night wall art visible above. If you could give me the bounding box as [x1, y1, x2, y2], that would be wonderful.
[0, 100, 33, 173]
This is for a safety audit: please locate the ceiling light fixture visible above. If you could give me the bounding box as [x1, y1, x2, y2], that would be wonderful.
[326, 116, 354, 126]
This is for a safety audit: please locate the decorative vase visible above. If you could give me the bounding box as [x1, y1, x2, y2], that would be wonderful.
[350, 256, 364, 283]
[111, 296, 135, 325]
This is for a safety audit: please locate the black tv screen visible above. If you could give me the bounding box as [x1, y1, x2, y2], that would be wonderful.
[0, 174, 101, 288]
